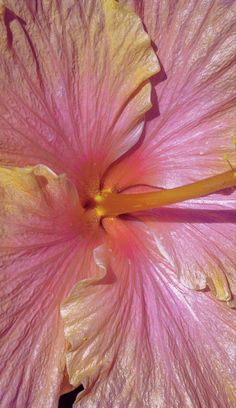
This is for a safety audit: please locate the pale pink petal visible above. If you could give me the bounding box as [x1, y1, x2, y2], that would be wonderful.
[61, 218, 236, 407]
[0, 0, 159, 197]
[106, 0, 235, 188]
[0, 165, 98, 407]
[104, 0, 236, 302]
[135, 194, 236, 306]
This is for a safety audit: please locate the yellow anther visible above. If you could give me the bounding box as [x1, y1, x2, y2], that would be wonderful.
[94, 194, 104, 204]
[96, 207, 105, 217]
[95, 188, 112, 204]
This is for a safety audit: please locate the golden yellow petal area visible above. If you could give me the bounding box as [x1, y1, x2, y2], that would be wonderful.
[0, 164, 82, 222]
[102, 0, 159, 86]
[207, 271, 231, 302]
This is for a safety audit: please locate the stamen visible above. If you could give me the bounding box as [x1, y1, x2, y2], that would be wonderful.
[95, 170, 236, 217]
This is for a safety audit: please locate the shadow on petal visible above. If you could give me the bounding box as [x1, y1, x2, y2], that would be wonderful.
[130, 207, 236, 224]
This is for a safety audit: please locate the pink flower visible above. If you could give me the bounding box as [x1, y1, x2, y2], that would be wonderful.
[0, 1, 235, 407]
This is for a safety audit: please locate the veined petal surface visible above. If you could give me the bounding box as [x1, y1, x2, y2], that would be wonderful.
[137, 194, 236, 307]
[109, 0, 236, 186]
[105, 0, 236, 303]
[0, 165, 98, 407]
[0, 0, 159, 197]
[61, 218, 236, 408]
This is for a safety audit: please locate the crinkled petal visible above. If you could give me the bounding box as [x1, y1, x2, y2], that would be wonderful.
[131, 192, 236, 307]
[0, 165, 98, 407]
[0, 0, 159, 195]
[104, 0, 236, 303]
[106, 0, 236, 187]
[61, 218, 236, 408]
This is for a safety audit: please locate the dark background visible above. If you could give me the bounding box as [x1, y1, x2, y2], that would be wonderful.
[59, 385, 84, 408]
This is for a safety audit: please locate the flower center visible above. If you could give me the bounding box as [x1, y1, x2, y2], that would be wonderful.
[94, 170, 236, 217]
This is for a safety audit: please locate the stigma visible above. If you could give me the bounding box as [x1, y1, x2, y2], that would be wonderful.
[95, 170, 236, 218]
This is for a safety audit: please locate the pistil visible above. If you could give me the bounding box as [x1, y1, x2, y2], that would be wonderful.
[95, 170, 236, 217]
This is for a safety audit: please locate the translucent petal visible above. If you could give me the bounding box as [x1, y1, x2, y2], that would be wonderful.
[0, 0, 159, 196]
[61, 218, 236, 407]
[104, 0, 236, 302]
[0, 165, 97, 407]
[106, 0, 236, 188]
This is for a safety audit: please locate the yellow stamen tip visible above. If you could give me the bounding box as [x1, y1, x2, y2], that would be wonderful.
[94, 194, 104, 203]
[96, 207, 105, 217]
[223, 154, 229, 161]
[95, 189, 112, 204]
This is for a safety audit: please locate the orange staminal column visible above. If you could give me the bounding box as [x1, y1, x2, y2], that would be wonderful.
[95, 170, 236, 217]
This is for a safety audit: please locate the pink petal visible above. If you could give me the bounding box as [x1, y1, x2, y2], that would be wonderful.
[0, 165, 98, 407]
[61, 218, 236, 407]
[0, 0, 159, 197]
[106, 0, 236, 188]
[135, 194, 236, 306]
[103, 0, 236, 302]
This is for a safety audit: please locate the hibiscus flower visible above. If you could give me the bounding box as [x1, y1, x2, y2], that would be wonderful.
[0, 1, 235, 407]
